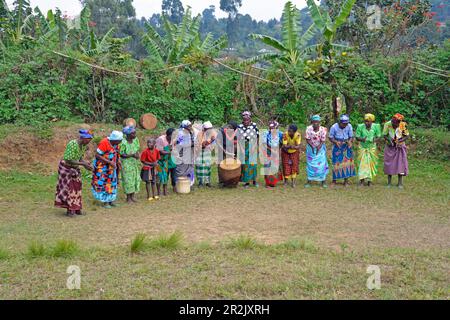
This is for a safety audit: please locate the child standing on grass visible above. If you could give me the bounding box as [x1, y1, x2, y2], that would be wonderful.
[140, 138, 161, 201]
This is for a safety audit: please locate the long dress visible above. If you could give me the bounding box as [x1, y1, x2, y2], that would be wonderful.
[55, 140, 87, 212]
[329, 123, 356, 180]
[355, 123, 382, 181]
[91, 138, 120, 203]
[305, 126, 329, 182]
[237, 122, 259, 183]
[157, 145, 170, 185]
[120, 138, 141, 194]
[281, 131, 301, 180]
[383, 120, 409, 176]
[306, 126, 329, 182]
[262, 129, 283, 187]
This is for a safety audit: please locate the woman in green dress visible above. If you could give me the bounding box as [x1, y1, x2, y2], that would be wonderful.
[120, 126, 141, 203]
[355, 113, 382, 187]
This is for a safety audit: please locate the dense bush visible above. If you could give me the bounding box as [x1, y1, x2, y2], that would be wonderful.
[0, 42, 448, 129]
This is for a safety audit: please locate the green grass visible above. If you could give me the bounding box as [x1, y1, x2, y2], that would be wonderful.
[0, 248, 9, 260]
[227, 235, 262, 249]
[27, 241, 47, 258]
[148, 231, 183, 249]
[277, 238, 318, 252]
[50, 240, 79, 258]
[130, 233, 147, 253]
[0, 243, 448, 299]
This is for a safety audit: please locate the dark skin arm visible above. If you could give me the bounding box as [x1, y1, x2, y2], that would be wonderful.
[141, 161, 158, 167]
[121, 152, 139, 159]
[65, 159, 93, 171]
[306, 139, 316, 154]
[96, 153, 117, 168]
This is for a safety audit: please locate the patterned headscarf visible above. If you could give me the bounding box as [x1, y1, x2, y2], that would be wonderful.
[203, 121, 213, 129]
[269, 120, 279, 129]
[79, 129, 94, 139]
[122, 126, 136, 135]
[180, 120, 192, 129]
[311, 114, 321, 122]
[364, 113, 375, 122]
[392, 113, 405, 121]
[339, 114, 350, 123]
[242, 111, 252, 118]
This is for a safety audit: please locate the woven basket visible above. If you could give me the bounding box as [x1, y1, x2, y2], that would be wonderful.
[139, 113, 158, 130]
[219, 159, 241, 187]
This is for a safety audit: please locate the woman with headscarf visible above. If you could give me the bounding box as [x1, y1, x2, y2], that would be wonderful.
[305, 115, 329, 188]
[262, 120, 283, 188]
[55, 129, 94, 217]
[91, 130, 123, 208]
[329, 114, 355, 187]
[355, 113, 382, 186]
[237, 111, 260, 188]
[281, 124, 301, 187]
[196, 121, 217, 187]
[383, 113, 409, 188]
[173, 120, 197, 187]
[120, 126, 141, 203]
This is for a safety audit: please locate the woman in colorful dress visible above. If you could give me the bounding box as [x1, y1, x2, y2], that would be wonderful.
[383, 113, 409, 188]
[262, 120, 283, 188]
[196, 121, 217, 187]
[355, 113, 382, 186]
[120, 126, 141, 203]
[55, 129, 94, 217]
[329, 114, 356, 187]
[281, 124, 301, 188]
[237, 111, 259, 188]
[91, 130, 123, 208]
[305, 115, 329, 188]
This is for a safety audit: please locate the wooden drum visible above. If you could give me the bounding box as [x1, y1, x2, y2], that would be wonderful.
[218, 159, 241, 188]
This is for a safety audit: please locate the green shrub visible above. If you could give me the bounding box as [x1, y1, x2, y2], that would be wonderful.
[227, 235, 262, 250]
[148, 231, 183, 249]
[130, 233, 147, 253]
[27, 241, 47, 258]
[50, 240, 79, 258]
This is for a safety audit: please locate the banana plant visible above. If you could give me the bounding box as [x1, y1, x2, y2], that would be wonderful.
[247, 1, 317, 66]
[143, 6, 227, 66]
[0, 0, 73, 50]
[306, 0, 356, 54]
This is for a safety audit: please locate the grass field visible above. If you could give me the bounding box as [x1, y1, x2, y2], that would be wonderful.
[0, 152, 449, 299]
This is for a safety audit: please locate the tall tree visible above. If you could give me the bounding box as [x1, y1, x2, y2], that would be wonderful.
[220, 0, 243, 46]
[79, 0, 144, 57]
[162, 0, 185, 25]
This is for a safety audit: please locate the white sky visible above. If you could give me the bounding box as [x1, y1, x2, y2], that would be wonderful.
[7, 0, 311, 21]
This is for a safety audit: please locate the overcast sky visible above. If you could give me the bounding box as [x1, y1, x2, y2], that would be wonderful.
[7, 0, 311, 21]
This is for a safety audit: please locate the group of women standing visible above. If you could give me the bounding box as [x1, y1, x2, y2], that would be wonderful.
[245, 111, 409, 190]
[54, 111, 410, 217]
